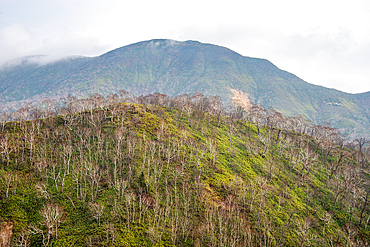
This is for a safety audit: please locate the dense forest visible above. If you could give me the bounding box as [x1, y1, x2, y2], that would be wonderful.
[1, 91, 370, 246]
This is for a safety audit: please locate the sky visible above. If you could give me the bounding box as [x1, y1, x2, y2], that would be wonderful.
[1, 0, 370, 94]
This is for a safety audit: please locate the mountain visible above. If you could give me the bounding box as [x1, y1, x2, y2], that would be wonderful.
[0, 39, 369, 138]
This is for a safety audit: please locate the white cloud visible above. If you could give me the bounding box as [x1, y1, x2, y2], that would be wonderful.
[0, 0, 370, 93]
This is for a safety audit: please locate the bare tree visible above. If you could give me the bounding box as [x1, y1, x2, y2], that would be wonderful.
[0, 112, 10, 132]
[296, 218, 316, 247]
[0, 134, 13, 166]
[359, 191, 369, 227]
[206, 137, 217, 166]
[227, 119, 236, 153]
[1, 172, 15, 198]
[354, 137, 369, 169]
[40, 204, 64, 243]
[13, 228, 31, 247]
[89, 202, 105, 227]
[320, 211, 332, 239]
[355, 138, 369, 154]
[248, 104, 267, 135]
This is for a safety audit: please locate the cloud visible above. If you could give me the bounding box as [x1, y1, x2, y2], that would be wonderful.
[0, 0, 370, 93]
[0, 25, 109, 66]
[268, 30, 370, 93]
[176, 24, 370, 93]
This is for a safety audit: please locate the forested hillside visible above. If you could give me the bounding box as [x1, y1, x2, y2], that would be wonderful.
[1, 91, 370, 246]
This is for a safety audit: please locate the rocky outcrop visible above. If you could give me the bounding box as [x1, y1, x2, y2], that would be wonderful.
[0, 221, 13, 247]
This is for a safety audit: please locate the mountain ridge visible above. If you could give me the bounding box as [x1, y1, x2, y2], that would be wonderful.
[0, 39, 369, 138]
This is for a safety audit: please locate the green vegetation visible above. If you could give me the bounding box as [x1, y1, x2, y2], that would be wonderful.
[1, 39, 370, 139]
[0, 92, 370, 246]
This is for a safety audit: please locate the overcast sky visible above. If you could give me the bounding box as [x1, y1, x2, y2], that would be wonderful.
[1, 0, 370, 94]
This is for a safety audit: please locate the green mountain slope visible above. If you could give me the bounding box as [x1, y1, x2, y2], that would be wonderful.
[0, 39, 369, 138]
[0, 95, 369, 246]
